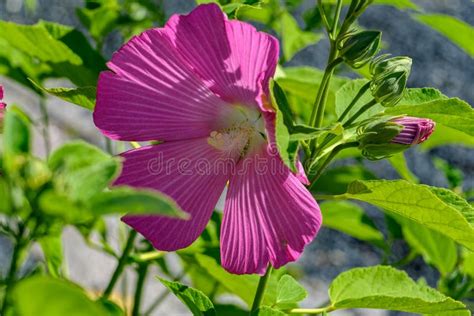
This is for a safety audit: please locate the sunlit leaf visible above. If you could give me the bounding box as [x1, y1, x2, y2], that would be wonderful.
[274, 275, 307, 309]
[89, 186, 187, 218]
[400, 218, 458, 276]
[31, 80, 96, 110]
[386, 97, 474, 137]
[270, 79, 298, 172]
[158, 278, 216, 316]
[48, 141, 120, 201]
[12, 276, 108, 316]
[323, 180, 474, 251]
[328, 266, 467, 313]
[39, 234, 64, 278]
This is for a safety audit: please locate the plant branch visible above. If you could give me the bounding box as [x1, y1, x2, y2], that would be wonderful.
[338, 81, 372, 123]
[309, 141, 359, 189]
[317, 0, 331, 34]
[331, 0, 344, 39]
[132, 263, 149, 316]
[342, 98, 377, 128]
[1, 218, 30, 314]
[102, 229, 137, 299]
[251, 264, 272, 313]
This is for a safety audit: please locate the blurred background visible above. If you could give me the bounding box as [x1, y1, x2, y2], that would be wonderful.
[0, 0, 473, 315]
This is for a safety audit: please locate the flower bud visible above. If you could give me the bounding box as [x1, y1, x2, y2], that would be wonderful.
[339, 30, 382, 68]
[0, 85, 6, 131]
[390, 116, 435, 145]
[357, 116, 435, 160]
[370, 55, 412, 107]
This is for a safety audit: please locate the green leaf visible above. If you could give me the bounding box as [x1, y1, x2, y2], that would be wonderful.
[279, 11, 321, 61]
[76, 0, 120, 43]
[414, 14, 474, 57]
[194, 254, 277, 308]
[330, 180, 474, 251]
[276, 66, 349, 102]
[88, 186, 187, 218]
[399, 87, 447, 105]
[0, 20, 81, 65]
[320, 201, 386, 248]
[38, 190, 91, 223]
[39, 234, 64, 278]
[328, 266, 467, 313]
[269, 79, 298, 172]
[251, 306, 286, 316]
[460, 250, 474, 278]
[400, 219, 458, 276]
[0, 21, 104, 86]
[235, 4, 273, 25]
[421, 125, 474, 150]
[30, 80, 96, 110]
[385, 97, 474, 137]
[3, 106, 31, 157]
[48, 141, 120, 201]
[274, 275, 307, 309]
[12, 276, 108, 316]
[388, 153, 419, 183]
[313, 165, 376, 195]
[0, 177, 12, 214]
[2, 106, 31, 174]
[335, 79, 383, 122]
[158, 278, 216, 316]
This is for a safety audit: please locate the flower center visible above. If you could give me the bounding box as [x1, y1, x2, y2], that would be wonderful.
[208, 105, 265, 157]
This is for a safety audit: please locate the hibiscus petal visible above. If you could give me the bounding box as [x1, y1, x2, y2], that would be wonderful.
[119, 138, 233, 250]
[221, 147, 322, 275]
[94, 27, 230, 142]
[166, 3, 279, 106]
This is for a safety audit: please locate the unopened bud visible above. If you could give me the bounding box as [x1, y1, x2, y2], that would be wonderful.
[390, 116, 435, 145]
[370, 55, 412, 107]
[339, 30, 381, 68]
[357, 115, 435, 160]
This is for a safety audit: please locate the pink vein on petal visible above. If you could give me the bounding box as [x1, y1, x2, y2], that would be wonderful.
[119, 138, 234, 251]
[221, 147, 322, 275]
[93, 27, 230, 142]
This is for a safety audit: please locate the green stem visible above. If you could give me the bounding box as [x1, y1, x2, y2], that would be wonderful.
[39, 97, 51, 156]
[317, 0, 331, 34]
[331, 0, 344, 39]
[309, 142, 359, 189]
[309, 51, 341, 129]
[342, 98, 377, 128]
[1, 221, 29, 314]
[338, 81, 372, 123]
[132, 263, 149, 316]
[102, 230, 137, 299]
[250, 265, 272, 313]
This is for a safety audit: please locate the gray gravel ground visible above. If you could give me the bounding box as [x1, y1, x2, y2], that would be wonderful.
[0, 0, 473, 315]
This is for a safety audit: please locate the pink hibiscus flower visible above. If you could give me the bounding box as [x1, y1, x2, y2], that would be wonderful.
[94, 4, 321, 275]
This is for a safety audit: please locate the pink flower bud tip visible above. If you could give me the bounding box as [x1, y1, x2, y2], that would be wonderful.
[391, 116, 435, 145]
